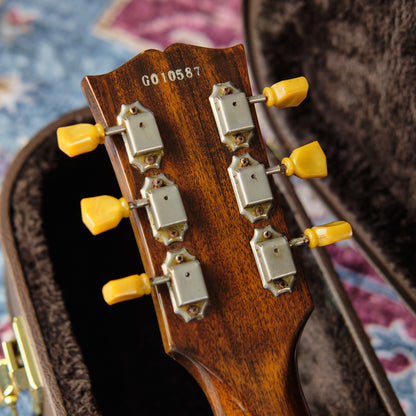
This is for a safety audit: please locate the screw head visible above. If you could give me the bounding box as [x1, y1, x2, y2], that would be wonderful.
[169, 229, 179, 239]
[186, 304, 200, 317]
[234, 133, 245, 145]
[144, 154, 156, 165]
[277, 280, 287, 289]
[152, 178, 164, 189]
[240, 157, 249, 168]
[175, 254, 184, 264]
[263, 230, 272, 239]
[129, 107, 138, 115]
[254, 206, 264, 217]
[221, 86, 232, 96]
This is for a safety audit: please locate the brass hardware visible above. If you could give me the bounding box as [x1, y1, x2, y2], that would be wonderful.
[0, 317, 43, 415]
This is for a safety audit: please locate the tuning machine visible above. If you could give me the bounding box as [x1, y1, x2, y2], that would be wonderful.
[81, 174, 188, 245]
[102, 248, 209, 322]
[228, 141, 327, 222]
[249, 76, 309, 108]
[117, 101, 164, 172]
[210, 77, 308, 151]
[209, 82, 255, 151]
[57, 100, 164, 172]
[252, 221, 352, 296]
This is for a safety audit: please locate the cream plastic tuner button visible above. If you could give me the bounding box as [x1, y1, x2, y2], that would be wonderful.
[81, 195, 131, 235]
[81, 176, 189, 245]
[290, 221, 353, 248]
[266, 141, 327, 179]
[57, 123, 106, 157]
[282, 141, 327, 178]
[304, 221, 353, 248]
[262, 76, 309, 108]
[102, 273, 170, 305]
[57, 121, 127, 157]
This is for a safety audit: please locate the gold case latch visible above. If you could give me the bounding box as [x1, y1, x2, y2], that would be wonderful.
[0, 316, 43, 415]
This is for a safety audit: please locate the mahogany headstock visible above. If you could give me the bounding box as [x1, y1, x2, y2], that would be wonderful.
[58, 44, 352, 415]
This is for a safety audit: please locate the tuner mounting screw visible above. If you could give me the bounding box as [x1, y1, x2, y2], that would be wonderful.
[169, 229, 179, 239]
[221, 86, 232, 96]
[277, 280, 287, 289]
[152, 178, 164, 189]
[263, 230, 272, 239]
[234, 133, 245, 145]
[186, 304, 200, 317]
[144, 154, 156, 165]
[255, 206, 264, 217]
[175, 254, 184, 264]
[240, 157, 250, 168]
[129, 107, 139, 115]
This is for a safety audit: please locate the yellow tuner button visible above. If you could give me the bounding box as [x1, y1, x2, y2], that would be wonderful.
[262, 76, 309, 108]
[81, 195, 130, 235]
[282, 141, 327, 179]
[57, 123, 105, 157]
[102, 273, 151, 305]
[304, 221, 353, 248]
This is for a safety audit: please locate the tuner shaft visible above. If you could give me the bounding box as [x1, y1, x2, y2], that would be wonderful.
[150, 276, 171, 286]
[265, 165, 285, 176]
[105, 124, 125, 136]
[128, 199, 149, 210]
[248, 95, 267, 104]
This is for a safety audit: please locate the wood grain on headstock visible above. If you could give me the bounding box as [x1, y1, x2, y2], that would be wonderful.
[81, 44, 313, 415]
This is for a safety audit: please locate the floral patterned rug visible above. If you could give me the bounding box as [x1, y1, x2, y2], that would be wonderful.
[0, 0, 414, 414]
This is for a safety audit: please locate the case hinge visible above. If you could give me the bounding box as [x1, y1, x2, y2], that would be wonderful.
[0, 316, 43, 415]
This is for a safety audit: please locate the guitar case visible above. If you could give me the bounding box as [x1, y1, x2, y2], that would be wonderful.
[0, 1, 413, 414]
[0, 109, 404, 416]
[244, 0, 416, 311]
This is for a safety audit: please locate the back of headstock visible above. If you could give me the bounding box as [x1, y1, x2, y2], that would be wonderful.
[57, 44, 352, 415]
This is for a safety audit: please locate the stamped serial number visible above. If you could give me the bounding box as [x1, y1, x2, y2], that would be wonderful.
[141, 66, 201, 86]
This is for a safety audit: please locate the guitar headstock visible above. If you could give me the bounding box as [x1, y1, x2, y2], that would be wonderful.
[57, 44, 351, 415]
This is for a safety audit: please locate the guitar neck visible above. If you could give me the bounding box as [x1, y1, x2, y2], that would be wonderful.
[81, 44, 313, 415]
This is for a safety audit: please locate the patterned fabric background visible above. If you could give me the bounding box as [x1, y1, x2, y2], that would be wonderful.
[0, 0, 415, 414]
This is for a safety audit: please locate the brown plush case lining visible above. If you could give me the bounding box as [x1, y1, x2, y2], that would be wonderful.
[244, 0, 416, 312]
[0, 108, 403, 415]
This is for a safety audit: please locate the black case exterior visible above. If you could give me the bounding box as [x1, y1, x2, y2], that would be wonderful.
[0, 107, 403, 415]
